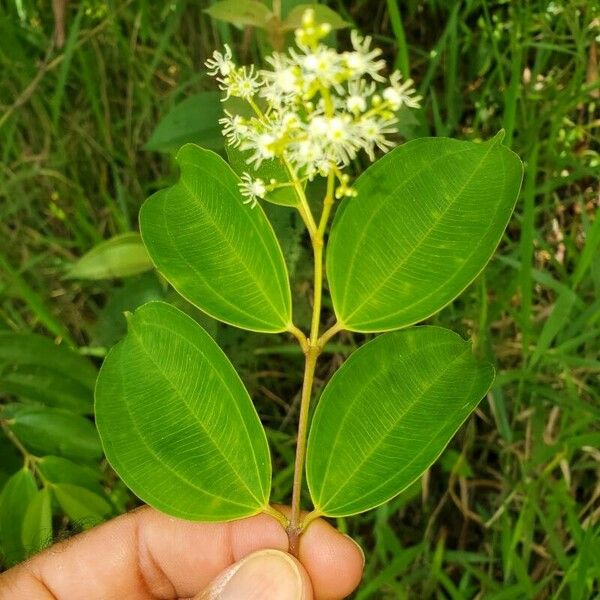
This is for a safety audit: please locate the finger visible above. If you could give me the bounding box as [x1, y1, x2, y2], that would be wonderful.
[0, 505, 363, 600]
[274, 506, 364, 599]
[299, 519, 364, 599]
[0, 506, 287, 600]
[196, 549, 312, 600]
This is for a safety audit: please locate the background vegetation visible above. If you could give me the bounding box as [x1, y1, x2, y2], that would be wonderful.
[1, 0, 599, 597]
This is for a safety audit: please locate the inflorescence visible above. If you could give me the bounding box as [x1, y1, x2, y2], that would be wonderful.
[205, 9, 422, 208]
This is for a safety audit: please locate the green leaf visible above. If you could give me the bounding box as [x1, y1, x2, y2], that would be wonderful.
[0, 332, 96, 390]
[327, 132, 523, 332]
[0, 366, 92, 415]
[264, 205, 304, 278]
[95, 301, 272, 521]
[0, 433, 22, 489]
[0, 469, 37, 565]
[306, 326, 493, 517]
[37, 456, 105, 496]
[226, 145, 298, 207]
[0, 333, 96, 414]
[66, 233, 153, 280]
[0, 252, 75, 345]
[21, 488, 53, 556]
[140, 144, 292, 333]
[529, 289, 576, 368]
[145, 91, 225, 153]
[92, 272, 166, 347]
[440, 449, 474, 478]
[281, 4, 349, 30]
[3, 404, 102, 461]
[53, 484, 112, 527]
[205, 0, 273, 28]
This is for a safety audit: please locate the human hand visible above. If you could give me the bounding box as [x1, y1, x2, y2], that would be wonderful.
[0, 506, 364, 599]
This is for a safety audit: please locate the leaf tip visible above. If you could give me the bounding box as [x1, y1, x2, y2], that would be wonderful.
[489, 129, 506, 146]
[175, 142, 203, 162]
[123, 310, 134, 328]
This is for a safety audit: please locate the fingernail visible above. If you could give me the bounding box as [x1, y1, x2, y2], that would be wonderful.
[343, 534, 366, 567]
[211, 549, 304, 600]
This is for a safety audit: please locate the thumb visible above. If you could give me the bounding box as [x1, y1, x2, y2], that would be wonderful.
[196, 549, 313, 600]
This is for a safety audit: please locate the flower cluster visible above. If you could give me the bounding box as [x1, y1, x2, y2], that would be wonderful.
[205, 9, 421, 207]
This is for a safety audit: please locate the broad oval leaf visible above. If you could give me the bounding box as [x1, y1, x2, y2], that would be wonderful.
[53, 484, 112, 527]
[140, 144, 292, 333]
[3, 404, 102, 461]
[37, 456, 105, 496]
[0, 468, 37, 565]
[327, 132, 523, 332]
[0, 333, 96, 387]
[306, 326, 493, 517]
[0, 364, 93, 414]
[144, 91, 225, 153]
[66, 233, 153, 280]
[21, 488, 53, 556]
[95, 301, 272, 521]
[0, 332, 96, 414]
[204, 0, 273, 28]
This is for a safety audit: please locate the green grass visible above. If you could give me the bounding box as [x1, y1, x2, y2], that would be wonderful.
[1, 0, 599, 597]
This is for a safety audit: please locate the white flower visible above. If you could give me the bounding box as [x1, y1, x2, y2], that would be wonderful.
[314, 157, 334, 177]
[205, 8, 422, 194]
[290, 139, 323, 165]
[344, 31, 386, 81]
[220, 66, 260, 101]
[356, 116, 397, 160]
[218, 110, 248, 147]
[205, 44, 234, 77]
[261, 54, 300, 102]
[307, 115, 329, 138]
[304, 114, 358, 167]
[327, 116, 349, 142]
[279, 112, 301, 131]
[240, 132, 277, 167]
[346, 95, 366, 114]
[326, 115, 359, 164]
[346, 79, 374, 114]
[238, 173, 266, 208]
[383, 72, 422, 110]
[290, 45, 342, 91]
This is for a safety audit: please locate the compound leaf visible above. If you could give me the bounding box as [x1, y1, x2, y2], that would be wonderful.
[327, 132, 523, 332]
[306, 326, 493, 517]
[95, 301, 272, 521]
[140, 144, 292, 333]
